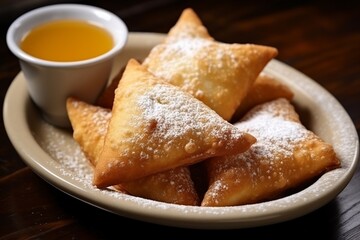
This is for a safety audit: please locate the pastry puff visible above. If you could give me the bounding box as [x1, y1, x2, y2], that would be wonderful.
[231, 73, 294, 122]
[202, 98, 341, 207]
[66, 97, 199, 205]
[165, 8, 213, 42]
[66, 97, 111, 167]
[142, 8, 278, 121]
[93, 59, 256, 187]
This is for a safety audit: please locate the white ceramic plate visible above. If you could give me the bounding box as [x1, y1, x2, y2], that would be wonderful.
[4, 32, 359, 229]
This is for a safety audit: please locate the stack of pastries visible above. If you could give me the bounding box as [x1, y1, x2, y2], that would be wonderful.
[66, 8, 341, 207]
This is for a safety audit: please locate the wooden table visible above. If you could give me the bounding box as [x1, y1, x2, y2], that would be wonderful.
[1, 0, 359, 239]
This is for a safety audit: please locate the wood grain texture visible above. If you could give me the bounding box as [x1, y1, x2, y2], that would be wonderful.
[0, 0, 359, 239]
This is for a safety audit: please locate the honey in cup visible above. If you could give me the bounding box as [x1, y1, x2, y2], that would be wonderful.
[7, 4, 128, 128]
[20, 19, 114, 62]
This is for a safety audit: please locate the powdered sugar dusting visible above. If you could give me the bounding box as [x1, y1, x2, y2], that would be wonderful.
[235, 99, 309, 161]
[69, 99, 111, 137]
[90, 108, 111, 136]
[201, 98, 345, 206]
[135, 83, 244, 146]
[143, 38, 240, 92]
[33, 123, 93, 184]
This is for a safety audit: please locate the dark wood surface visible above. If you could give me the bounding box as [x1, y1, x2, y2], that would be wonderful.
[1, 0, 359, 239]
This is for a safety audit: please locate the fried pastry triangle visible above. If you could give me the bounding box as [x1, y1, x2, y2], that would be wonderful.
[93, 59, 256, 187]
[119, 166, 199, 205]
[166, 8, 213, 42]
[66, 97, 199, 205]
[202, 98, 341, 206]
[142, 8, 278, 121]
[66, 97, 111, 166]
[231, 73, 294, 122]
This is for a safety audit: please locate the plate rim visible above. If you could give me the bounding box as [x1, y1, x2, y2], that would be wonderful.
[3, 31, 359, 229]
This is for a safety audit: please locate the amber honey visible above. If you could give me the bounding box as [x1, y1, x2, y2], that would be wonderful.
[20, 19, 114, 62]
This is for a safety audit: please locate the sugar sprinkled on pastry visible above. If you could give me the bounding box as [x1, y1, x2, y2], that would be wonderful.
[93, 59, 256, 187]
[66, 97, 111, 166]
[201, 98, 341, 207]
[66, 97, 199, 205]
[142, 8, 278, 121]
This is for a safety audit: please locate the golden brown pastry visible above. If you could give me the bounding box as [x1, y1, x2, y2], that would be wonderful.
[165, 8, 214, 42]
[231, 73, 294, 122]
[66, 97, 111, 166]
[142, 8, 278, 121]
[93, 59, 256, 187]
[66, 97, 199, 205]
[119, 166, 199, 205]
[202, 98, 341, 207]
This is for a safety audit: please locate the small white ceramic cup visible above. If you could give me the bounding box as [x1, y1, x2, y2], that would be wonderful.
[7, 4, 128, 128]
